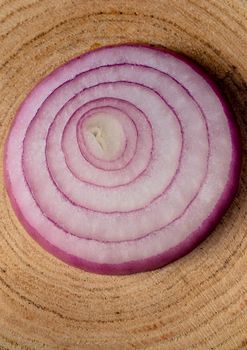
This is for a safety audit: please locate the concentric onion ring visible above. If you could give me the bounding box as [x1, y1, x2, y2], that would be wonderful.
[4, 44, 241, 274]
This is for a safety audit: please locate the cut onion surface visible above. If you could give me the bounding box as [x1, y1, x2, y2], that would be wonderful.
[4, 44, 241, 274]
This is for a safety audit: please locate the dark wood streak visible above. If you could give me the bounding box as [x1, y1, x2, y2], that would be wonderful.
[189, 0, 247, 35]
[0, 0, 10, 12]
[0, 9, 235, 72]
[1, 209, 88, 294]
[0, 333, 20, 350]
[0, 13, 102, 66]
[0, 10, 113, 40]
[209, 0, 247, 29]
[196, 304, 247, 349]
[0, 9, 50, 40]
[187, 0, 246, 35]
[0, 273, 86, 324]
[1, 218, 44, 275]
[134, 230, 247, 336]
[189, 291, 246, 348]
[138, 290, 246, 349]
[0, 0, 41, 25]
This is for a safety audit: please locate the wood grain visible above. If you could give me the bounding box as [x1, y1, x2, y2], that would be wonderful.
[0, 0, 247, 349]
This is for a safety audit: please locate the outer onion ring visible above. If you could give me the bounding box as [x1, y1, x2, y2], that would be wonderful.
[4, 44, 241, 274]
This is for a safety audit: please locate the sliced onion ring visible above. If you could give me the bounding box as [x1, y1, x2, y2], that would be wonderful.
[4, 44, 241, 274]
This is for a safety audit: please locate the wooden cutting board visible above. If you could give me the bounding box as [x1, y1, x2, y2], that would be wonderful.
[0, 0, 247, 349]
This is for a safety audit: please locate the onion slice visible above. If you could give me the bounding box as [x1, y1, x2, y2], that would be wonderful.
[4, 44, 241, 274]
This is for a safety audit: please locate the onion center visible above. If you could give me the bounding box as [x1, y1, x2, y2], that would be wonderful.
[81, 111, 126, 161]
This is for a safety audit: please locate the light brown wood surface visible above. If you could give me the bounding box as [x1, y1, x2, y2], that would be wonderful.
[0, 0, 247, 349]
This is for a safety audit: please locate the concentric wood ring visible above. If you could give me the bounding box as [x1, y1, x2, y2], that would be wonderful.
[0, 0, 247, 348]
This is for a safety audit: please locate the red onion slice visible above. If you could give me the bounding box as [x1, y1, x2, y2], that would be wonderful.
[4, 45, 241, 274]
